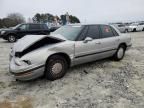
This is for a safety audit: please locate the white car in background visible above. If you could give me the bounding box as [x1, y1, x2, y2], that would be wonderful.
[128, 23, 144, 32]
[113, 24, 128, 33]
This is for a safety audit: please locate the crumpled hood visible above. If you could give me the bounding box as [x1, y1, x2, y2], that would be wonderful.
[13, 35, 65, 52]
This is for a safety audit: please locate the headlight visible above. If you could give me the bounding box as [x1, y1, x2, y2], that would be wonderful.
[15, 58, 31, 66]
[1, 31, 6, 35]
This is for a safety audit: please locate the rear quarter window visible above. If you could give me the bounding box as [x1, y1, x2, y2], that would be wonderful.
[41, 24, 48, 29]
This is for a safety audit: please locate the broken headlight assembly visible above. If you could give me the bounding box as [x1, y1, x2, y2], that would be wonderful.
[15, 58, 31, 66]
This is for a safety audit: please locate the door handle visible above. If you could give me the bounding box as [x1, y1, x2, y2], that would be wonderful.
[95, 42, 101, 44]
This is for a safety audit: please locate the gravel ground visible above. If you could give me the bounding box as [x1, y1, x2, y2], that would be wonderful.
[0, 32, 144, 108]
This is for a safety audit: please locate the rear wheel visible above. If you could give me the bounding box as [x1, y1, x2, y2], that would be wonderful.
[8, 35, 16, 42]
[142, 28, 144, 31]
[114, 45, 126, 61]
[45, 55, 68, 81]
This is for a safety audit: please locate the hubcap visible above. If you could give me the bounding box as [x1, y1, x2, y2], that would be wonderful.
[117, 48, 124, 59]
[52, 63, 63, 74]
[9, 35, 15, 42]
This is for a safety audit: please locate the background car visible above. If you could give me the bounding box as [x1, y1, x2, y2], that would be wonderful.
[113, 24, 128, 33]
[128, 23, 144, 32]
[139, 22, 144, 31]
[9, 24, 132, 81]
[0, 23, 50, 42]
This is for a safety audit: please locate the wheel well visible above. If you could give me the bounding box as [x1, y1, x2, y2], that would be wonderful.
[119, 43, 127, 50]
[46, 53, 71, 68]
[7, 33, 16, 37]
[8, 33, 16, 36]
[6, 33, 16, 39]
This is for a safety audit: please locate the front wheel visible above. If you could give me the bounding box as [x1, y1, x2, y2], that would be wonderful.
[114, 45, 126, 61]
[45, 55, 68, 81]
[8, 35, 16, 42]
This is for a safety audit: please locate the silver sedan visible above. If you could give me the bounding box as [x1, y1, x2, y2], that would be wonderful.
[9, 24, 132, 81]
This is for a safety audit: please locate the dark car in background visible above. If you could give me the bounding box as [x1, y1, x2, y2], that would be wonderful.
[0, 23, 50, 42]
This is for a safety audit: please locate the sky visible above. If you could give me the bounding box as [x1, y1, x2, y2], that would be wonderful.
[0, 0, 144, 23]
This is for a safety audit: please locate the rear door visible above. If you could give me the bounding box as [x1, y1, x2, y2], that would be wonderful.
[28, 24, 41, 35]
[74, 25, 102, 65]
[98, 25, 119, 57]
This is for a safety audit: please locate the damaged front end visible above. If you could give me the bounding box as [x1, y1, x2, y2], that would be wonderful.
[9, 35, 64, 81]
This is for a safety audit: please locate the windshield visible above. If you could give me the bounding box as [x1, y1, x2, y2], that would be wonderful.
[12, 24, 21, 29]
[51, 25, 84, 41]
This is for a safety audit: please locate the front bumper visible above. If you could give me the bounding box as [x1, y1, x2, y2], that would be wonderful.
[0, 34, 7, 40]
[9, 58, 45, 81]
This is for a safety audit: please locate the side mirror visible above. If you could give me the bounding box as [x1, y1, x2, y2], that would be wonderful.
[83, 37, 93, 43]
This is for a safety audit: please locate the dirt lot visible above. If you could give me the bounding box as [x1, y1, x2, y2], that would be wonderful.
[0, 32, 144, 108]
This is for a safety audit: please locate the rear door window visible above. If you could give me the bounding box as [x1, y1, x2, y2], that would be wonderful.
[100, 25, 115, 38]
[29, 24, 40, 30]
[86, 25, 100, 39]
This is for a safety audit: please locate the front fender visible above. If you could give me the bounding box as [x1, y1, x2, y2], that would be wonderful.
[20, 42, 75, 66]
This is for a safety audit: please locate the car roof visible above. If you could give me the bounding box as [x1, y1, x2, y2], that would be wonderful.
[67, 23, 110, 26]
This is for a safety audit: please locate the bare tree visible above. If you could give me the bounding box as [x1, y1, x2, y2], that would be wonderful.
[7, 13, 25, 24]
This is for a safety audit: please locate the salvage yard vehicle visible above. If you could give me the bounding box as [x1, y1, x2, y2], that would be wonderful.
[0, 23, 50, 42]
[9, 24, 132, 81]
[113, 24, 128, 33]
[128, 23, 144, 32]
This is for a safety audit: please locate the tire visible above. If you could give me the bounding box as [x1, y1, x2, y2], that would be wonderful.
[45, 55, 68, 81]
[133, 28, 136, 32]
[114, 45, 126, 61]
[142, 28, 144, 31]
[7, 34, 16, 42]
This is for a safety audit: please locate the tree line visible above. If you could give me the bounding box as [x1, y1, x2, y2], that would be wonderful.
[0, 13, 80, 28]
[0, 13, 25, 28]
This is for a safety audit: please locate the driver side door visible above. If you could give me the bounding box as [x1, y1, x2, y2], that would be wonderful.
[74, 25, 101, 65]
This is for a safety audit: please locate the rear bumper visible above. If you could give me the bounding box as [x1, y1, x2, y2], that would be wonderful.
[9, 58, 45, 81]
